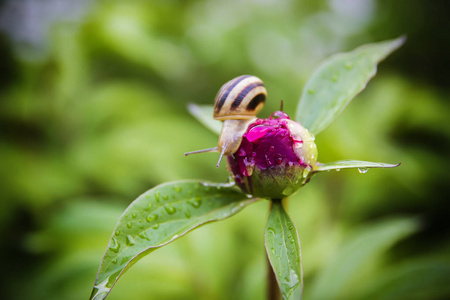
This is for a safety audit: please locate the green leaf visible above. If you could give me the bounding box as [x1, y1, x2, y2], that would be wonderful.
[309, 217, 419, 300]
[265, 200, 302, 300]
[314, 160, 400, 173]
[363, 258, 450, 299]
[296, 36, 405, 135]
[188, 103, 222, 135]
[90, 180, 258, 300]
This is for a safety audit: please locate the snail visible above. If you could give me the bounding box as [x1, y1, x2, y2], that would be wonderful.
[185, 75, 267, 167]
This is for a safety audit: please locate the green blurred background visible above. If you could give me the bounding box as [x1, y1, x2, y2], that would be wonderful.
[1, 0, 449, 299]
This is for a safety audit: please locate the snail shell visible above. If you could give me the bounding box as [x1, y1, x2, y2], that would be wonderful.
[185, 75, 267, 167]
[213, 75, 266, 120]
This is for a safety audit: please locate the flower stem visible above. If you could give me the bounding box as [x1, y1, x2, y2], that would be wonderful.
[267, 199, 282, 300]
[267, 256, 281, 300]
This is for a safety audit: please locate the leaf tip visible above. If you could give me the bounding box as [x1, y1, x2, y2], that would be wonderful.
[187, 102, 198, 114]
[391, 35, 407, 51]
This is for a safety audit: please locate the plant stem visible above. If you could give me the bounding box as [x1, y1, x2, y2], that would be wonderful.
[267, 258, 281, 300]
[267, 199, 282, 300]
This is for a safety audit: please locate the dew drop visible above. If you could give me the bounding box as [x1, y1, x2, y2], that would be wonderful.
[302, 167, 311, 178]
[139, 232, 150, 241]
[144, 203, 153, 211]
[188, 197, 202, 208]
[164, 204, 176, 215]
[146, 214, 157, 222]
[162, 195, 169, 200]
[132, 213, 137, 219]
[152, 223, 160, 229]
[114, 230, 121, 236]
[109, 237, 120, 253]
[336, 168, 341, 172]
[124, 214, 129, 218]
[275, 154, 283, 165]
[358, 167, 369, 174]
[173, 186, 182, 192]
[155, 192, 160, 202]
[111, 259, 117, 264]
[331, 73, 339, 82]
[126, 222, 132, 229]
[344, 61, 354, 70]
[308, 88, 315, 95]
[126, 235, 135, 246]
[185, 209, 191, 219]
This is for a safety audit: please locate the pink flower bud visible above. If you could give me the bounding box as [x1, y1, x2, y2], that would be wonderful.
[227, 111, 317, 199]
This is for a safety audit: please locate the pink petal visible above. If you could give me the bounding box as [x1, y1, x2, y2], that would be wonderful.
[246, 126, 271, 142]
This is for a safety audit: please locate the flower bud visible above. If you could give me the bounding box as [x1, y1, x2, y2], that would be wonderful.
[226, 111, 318, 199]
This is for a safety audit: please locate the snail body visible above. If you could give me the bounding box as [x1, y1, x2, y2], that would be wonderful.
[185, 75, 267, 167]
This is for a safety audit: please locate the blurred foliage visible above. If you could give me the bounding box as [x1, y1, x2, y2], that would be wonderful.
[0, 0, 449, 299]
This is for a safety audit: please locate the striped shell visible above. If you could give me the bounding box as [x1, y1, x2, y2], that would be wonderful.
[213, 75, 267, 120]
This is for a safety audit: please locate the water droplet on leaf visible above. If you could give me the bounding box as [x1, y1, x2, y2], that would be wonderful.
[185, 209, 191, 219]
[331, 73, 339, 82]
[164, 204, 176, 215]
[126, 222, 132, 229]
[173, 186, 182, 192]
[109, 237, 120, 253]
[155, 192, 160, 202]
[267, 227, 275, 234]
[126, 235, 135, 246]
[188, 197, 202, 208]
[111, 259, 117, 264]
[139, 232, 150, 241]
[152, 223, 159, 229]
[146, 214, 157, 222]
[358, 167, 369, 174]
